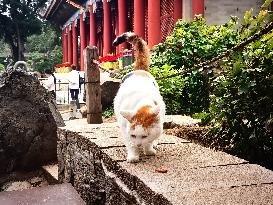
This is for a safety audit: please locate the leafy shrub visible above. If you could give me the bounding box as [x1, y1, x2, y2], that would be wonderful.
[209, 8, 273, 167]
[0, 63, 4, 71]
[102, 107, 114, 118]
[151, 65, 185, 114]
[151, 16, 239, 114]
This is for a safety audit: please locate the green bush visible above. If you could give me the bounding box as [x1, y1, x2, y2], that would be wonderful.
[102, 107, 114, 118]
[209, 8, 273, 167]
[0, 63, 4, 71]
[151, 16, 239, 114]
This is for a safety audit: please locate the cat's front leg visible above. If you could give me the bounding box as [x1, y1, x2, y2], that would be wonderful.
[127, 145, 140, 163]
[144, 143, 157, 156]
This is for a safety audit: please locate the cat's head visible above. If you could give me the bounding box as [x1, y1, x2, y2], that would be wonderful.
[120, 105, 162, 146]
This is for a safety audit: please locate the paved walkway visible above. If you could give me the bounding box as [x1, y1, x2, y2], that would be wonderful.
[62, 116, 273, 205]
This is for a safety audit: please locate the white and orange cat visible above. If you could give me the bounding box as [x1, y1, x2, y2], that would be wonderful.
[113, 32, 165, 163]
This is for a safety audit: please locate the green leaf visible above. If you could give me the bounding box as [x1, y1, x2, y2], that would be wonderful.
[261, 0, 273, 8]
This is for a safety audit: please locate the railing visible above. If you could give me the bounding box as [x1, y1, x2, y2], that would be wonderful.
[39, 78, 84, 104]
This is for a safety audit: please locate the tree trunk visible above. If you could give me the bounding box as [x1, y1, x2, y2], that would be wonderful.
[15, 23, 25, 61]
[10, 43, 19, 62]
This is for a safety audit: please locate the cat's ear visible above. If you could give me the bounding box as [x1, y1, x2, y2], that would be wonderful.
[120, 110, 134, 122]
[151, 105, 160, 116]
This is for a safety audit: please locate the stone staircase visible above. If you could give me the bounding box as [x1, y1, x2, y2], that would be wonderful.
[56, 116, 273, 205]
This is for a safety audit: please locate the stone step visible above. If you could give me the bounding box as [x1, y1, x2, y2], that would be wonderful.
[58, 117, 273, 205]
[42, 164, 58, 184]
[0, 183, 85, 205]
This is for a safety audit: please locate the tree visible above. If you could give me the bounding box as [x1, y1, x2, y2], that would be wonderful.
[26, 23, 63, 73]
[0, 0, 47, 61]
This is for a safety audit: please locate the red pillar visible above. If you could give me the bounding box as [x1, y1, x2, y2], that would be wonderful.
[134, 0, 145, 39]
[86, 27, 90, 46]
[63, 28, 68, 62]
[67, 25, 72, 64]
[89, 6, 97, 46]
[118, 0, 128, 52]
[62, 29, 66, 63]
[103, 0, 112, 56]
[115, 16, 119, 54]
[192, 0, 204, 19]
[80, 13, 86, 71]
[72, 21, 78, 67]
[174, 0, 183, 23]
[148, 0, 161, 48]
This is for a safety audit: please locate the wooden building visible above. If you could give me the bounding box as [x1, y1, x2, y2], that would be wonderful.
[44, 0, 267, 71]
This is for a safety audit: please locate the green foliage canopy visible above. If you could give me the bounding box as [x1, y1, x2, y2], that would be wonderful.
[0, 0, 47, 61]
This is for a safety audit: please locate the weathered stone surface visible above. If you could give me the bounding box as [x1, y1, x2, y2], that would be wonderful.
[0, 183, 85, 205]
[60, 119, 273, 205]
[0, 69, 64, 175]
[3, 181, 32, 192]
[101, 80, 120, 109]
[57, 129, 171, 205]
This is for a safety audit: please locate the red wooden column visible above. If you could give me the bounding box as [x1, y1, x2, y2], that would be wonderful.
[174, 0, 183, 23]
[63, 27, 68, 62]
[67, 25, 73, 64]
[89, 6, 97, 46]
[103, 0, 112, 56]
[86, 28, 90, 46]
[115, 16, 119, 54]
[80, 13, 86, 71]
[62, 29, 66, 63]
[118, 0, 128, 52]
[72, 21, 78, 67]
[134, 0, 145, 38]
[148, 0, 161, 48]
[192, 0, 204, 19]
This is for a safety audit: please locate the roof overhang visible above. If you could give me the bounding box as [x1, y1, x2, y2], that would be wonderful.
[44, 0, 91, 27]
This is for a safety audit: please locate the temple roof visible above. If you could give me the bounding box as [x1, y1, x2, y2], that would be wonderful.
[44, 0, 92, 26]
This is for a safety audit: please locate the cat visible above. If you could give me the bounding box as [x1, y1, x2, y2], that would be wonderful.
[113, 32, 166, 163]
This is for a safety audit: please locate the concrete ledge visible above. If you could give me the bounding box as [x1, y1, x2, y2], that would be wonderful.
[58, 118, 273, 205]
[0, 183, 84, 205]
[57, 129, 171, 205]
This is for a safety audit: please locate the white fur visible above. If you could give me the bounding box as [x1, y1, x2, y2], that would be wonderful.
[114, 71, 165, 163]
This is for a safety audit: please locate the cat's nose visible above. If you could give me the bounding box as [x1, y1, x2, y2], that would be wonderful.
[137, 144, 141, 147]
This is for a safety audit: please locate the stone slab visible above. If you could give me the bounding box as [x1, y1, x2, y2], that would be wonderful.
[165, 115, 201, 126]
[59, 118, 273, 205]
[62, 119, 189, 148]
[104, 141, 246, 165]
[0, 183, 85, 205]
[179, 183, 273, 205]
[42, 164, 58, 181]
[120, 163, 273, 204]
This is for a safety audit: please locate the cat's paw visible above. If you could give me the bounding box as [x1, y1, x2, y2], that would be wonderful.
[127, 155, 140, 163]
[144, 147, 157, 156]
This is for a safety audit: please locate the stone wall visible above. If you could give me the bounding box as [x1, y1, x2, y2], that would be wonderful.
[205, 0, 264, 25]
[182, 0, 264, 24]
[57, 129, 172, 205]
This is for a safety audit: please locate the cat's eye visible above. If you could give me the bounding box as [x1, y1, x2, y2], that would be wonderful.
[131, 135, 136, 138]
[142, 136, 147, 139]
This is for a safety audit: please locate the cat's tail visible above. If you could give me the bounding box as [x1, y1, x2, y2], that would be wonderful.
[113, 32, 150, 71]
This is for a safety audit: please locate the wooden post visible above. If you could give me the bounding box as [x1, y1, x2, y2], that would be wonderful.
[84, 46, 103, 124]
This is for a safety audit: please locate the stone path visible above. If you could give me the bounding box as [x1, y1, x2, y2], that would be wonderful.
[60, 116, 273, 205]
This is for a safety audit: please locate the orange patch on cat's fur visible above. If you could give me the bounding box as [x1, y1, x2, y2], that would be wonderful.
[131, 105, 158, 128]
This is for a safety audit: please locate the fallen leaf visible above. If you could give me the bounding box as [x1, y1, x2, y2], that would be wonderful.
[155, 168, 168, 173]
